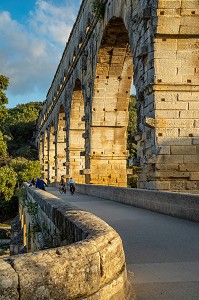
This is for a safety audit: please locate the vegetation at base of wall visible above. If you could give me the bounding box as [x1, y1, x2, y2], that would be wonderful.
[91, 0, 105, 20]
[0, 74, 43, 222]
[17, 187, 38, 217]
[26, 223, 41, 241]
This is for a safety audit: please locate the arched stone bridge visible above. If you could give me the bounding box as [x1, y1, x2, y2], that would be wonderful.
[35, 0, 199, 193]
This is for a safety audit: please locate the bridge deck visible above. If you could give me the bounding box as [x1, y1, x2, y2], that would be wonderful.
[47, 187, 199, 300]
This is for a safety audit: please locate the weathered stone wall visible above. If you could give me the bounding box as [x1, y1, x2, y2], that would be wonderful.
[35, 0, 199, 192]
[0, 184, 135, 300]
[75, 183, 199, 222]
[136, 0, 199, 192]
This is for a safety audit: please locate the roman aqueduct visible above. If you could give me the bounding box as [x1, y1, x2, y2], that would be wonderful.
[35, 0, 199, 193]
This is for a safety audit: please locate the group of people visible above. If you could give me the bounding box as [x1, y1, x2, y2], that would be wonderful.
[29, 177, 47, 191]
[60, 176, 75, 195]
[29, 176, 75, 194]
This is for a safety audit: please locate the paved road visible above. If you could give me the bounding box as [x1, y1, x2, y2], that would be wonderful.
[47, 187, 199, 300]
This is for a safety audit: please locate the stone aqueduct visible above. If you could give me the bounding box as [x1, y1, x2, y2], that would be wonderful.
[35, 0, 199, 193]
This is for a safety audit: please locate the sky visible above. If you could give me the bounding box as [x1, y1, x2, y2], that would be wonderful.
[0, 0, 81, 108]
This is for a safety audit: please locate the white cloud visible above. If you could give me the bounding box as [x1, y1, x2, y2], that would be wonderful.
[30, 0, 76, 45]
[0, 1, 77, 107]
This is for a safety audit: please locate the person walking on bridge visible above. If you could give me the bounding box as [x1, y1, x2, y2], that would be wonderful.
[36, 178, 47, 191]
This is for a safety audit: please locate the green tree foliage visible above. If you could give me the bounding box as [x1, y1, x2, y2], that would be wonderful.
[127, 95, 137, 159]
[0, 76, 43, 223]
[0, 74, 9, 124]
[127, 95, 138, 188]
[11, 158, 41, 186]
[91, 0, 105, 20]
[0, 131, 7, 157]
[0, 166, 17, 200]
[3, 102, 43, 159]
[0, 74, 9, 104]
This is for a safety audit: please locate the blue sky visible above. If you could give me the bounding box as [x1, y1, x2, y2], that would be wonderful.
[0, 0, 81, 108]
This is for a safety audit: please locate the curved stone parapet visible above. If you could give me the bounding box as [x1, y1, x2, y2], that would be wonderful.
[0, 184, 135, 299]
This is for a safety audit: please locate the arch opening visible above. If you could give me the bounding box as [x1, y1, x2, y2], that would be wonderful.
[56, 105, 67, 181]
[69, 79, 85, 183]
[48, 122, 56, 182]
[88, 17, 135, 186]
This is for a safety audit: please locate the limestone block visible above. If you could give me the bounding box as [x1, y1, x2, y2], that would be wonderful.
[180, 111, 199, 118]
[156, 128, 179, 137]
[170, 180, 186, 190]
[155, 93, 178, 102]
[180, 25, 199, 35]
[158, 146, 171, 155]
[158, 1, 182, 9]
[157, 137, 192, 146]
[157, 154, 183, 164]
[155, 163, 179, 171]
[156, 110, 179, 119]
[157, 18, 181, 34]
[144, 180, 171, 190]
[189, 102, 199, 110]
[182, 75, 199, 84]
[155, 102, 188, 110]
[193, 139, 199, 145]
[181, 0, 199, 9]
[189, 172, 199, 180]
[180, 128, 199, 137]
[183, 155, 199, 163]
[179, 163, 199, 171]
[155, 39, 177, 51]
[157, 8, 181, 16]
[177, 66, 195, 75]
[0, 259, 18, 300]
[186, 181, 198, 190]
[155, 59, 179, 75]
[171, 145, 196, 155]
[155, 171, 189, 178]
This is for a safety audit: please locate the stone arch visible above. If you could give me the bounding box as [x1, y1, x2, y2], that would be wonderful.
[56, 104, 67, 181]
[86, 17, 133, 187]
[68, 78, 85, 183]
[38, 135, 43, 163]
[42, 129, 48, 180]
[48, 121, 56, 182]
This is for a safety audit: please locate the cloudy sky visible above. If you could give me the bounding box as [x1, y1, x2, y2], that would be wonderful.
[0, 0, 81, 108]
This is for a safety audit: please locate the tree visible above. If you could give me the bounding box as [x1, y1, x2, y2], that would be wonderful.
[0, 166, 17, 201]
[127, 95, 137, 160]
[3, 102, 43, 159]
[0, 131, 7, 157]
[0, 74, 9, 124]
[11, 158, 41, 186]
[127, 95, 138, 188]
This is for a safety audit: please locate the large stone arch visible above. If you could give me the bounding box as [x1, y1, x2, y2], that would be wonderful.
[48, 122, 56, 182]
[56, 104, 67, 181]
[85, 17, 133, 186]
[42, 130, 48, 180]
[68, 79, 85, 183]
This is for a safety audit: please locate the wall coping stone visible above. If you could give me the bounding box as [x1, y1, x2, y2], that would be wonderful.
[75, 184, 199, 222]
[0, 184, 135, 300]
